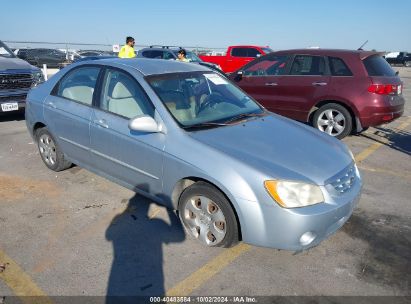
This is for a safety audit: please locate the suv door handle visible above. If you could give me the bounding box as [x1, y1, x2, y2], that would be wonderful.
[46, 101, 56, 109]
[94, 119, 108, 128]
[312, 82, 328, 86]
[265, 82, 278, 86]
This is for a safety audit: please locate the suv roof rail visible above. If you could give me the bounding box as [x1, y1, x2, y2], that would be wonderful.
[149, 45, 182, 49]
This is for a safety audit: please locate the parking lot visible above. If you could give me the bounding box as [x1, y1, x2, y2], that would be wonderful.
[0, 67, 410, 302]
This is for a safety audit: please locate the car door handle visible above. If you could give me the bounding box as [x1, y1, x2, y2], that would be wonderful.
[94, 119, 108, 128]
[312, 82, 328, 86]
[46, 101, 56, 109]
[265, 82, 278, 86]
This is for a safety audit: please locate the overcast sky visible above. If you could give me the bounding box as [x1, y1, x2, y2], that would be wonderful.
[1, 0, 410, 51]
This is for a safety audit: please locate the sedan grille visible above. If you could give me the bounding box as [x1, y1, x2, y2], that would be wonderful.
[329, 164, 357, 194]
[0, 74, 33, 90]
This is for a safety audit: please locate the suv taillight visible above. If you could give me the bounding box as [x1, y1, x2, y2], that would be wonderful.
[368, 84, 400, 95]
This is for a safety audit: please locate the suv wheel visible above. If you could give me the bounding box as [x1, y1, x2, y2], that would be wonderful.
[178, 182, 239, 248]
[313, 103, 352, 139]
[405, 61, 411, 67]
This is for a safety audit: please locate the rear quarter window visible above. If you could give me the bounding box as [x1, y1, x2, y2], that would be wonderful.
[329, 57, 353, 76]
[363, 55, 396, 77]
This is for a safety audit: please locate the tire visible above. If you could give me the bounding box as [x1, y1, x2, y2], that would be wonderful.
[36, 128, 72, 171]
[405, 61, 411, 67]
[312, 103, 352, 139]
[178, 181, 239, 248]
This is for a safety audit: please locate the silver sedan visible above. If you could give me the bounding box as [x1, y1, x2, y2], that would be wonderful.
[25, 58, 362, 250]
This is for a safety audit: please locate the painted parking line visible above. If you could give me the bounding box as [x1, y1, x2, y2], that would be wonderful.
[358, 165, 411, 181]
[166, 243, 251, 296]
[165, 117, 411, 297]
[0, 250, 52, 304]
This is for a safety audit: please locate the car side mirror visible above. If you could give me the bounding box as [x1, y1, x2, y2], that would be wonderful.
[256, 54, 261, 58]
[395, 71, 399, 76]
[128, 115, 161, 133]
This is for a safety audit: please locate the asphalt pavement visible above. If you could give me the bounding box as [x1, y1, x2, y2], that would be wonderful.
[0, 67, 410, 302]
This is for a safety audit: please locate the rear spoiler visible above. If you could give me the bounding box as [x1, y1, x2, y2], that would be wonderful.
[359, 51, 386, 60]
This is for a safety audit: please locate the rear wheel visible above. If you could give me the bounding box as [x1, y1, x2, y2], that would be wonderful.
[405, 61, 411, 67]
[36, 128, 71, 171]
[313, 103, 352, 139]
[178, 182, 239, 248]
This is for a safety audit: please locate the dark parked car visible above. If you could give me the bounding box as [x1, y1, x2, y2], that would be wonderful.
[230, 49, 405, 139]
[385, 52, 411, 67]
[137, 46, 224, 74]
[17, 48, 68, 68]
[0, 41, 44, 114]
[77, 50, 117, 57]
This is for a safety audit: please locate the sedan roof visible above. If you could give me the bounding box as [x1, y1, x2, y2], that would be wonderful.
[83, 58, 209, 76]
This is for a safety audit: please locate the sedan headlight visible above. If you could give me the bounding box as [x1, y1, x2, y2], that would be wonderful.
[264, 180, 324, 208]
[32, 71, 45, 87]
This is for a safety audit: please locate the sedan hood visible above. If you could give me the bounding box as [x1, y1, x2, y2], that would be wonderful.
[189, 114, 352, 185]
[0, 57, 37, 70]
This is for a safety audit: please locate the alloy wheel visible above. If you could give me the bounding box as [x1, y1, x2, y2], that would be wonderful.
[38, 134, 57, 166]
[316, 109, 346, 137]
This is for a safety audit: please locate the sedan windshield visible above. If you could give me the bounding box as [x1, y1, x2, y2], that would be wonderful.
[147, 72, 264, 128]
[0, 41, 16, 58]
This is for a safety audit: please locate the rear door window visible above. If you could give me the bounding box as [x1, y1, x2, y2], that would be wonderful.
[141, 50, 164, 59]
[163, 51, 175, 60]
[289, 55, 326, 75]
[329, 57, 353, 76]
[231, 48, 262, 58]
[363, 55, 396, 76]
[56, 67, 100, 105]
[231, 48, 248, 57]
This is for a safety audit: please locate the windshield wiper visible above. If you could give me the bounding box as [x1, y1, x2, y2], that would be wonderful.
[223, 111, 268, 124]
[181, 122, 229, 130]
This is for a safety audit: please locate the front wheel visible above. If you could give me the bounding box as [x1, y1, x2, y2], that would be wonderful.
[312, 103, 352, 139]
[36, 128, 72, 171]
[405, 61, 411, 67]
[178, 182, 239, 248]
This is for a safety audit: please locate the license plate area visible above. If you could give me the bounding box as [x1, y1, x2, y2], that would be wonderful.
[1, 102, 19, 112]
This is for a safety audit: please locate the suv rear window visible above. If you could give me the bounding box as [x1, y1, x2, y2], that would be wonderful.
[363, 55, 396, 77]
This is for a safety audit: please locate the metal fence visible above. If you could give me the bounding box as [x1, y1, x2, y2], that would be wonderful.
[4, 40, 227, 55]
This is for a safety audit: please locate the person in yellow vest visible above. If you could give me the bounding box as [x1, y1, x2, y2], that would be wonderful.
[118, 36, 136, 58]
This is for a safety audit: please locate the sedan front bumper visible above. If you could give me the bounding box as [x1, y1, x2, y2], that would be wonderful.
[234, 170, 362, 251]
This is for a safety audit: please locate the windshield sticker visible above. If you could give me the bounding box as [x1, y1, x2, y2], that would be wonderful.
[204, 74, 228, 85]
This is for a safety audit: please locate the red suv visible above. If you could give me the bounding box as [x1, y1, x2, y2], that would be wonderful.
[229, 49, 405, 138]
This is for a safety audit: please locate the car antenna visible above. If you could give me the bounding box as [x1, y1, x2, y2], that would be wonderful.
[358, 40, 368, 51]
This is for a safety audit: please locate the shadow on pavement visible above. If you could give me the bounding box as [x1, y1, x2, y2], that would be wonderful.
[360, 126, 411, 156]
[105, 193, 185, 303]
[0, 111, 25, 122]
[342, 209, 411, 292]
